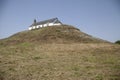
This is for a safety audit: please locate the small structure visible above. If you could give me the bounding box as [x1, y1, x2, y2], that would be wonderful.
[29, 18, 62, 30]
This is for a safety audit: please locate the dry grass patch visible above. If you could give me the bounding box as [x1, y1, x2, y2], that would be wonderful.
[0, 43, 120, 80]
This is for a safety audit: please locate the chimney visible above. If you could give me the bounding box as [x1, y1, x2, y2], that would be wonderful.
[34, 19, 36, 24]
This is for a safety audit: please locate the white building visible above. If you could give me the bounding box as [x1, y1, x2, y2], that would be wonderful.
[29, 18, 62, 30]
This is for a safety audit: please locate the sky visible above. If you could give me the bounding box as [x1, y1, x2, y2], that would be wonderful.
[0, 0, 120, 42]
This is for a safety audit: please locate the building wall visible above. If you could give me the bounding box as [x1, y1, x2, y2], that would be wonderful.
[48, 23, 54, 26]
[29, 22, 61, 30]
[29, 27, 32, 30]
[53, 23, 61, 25]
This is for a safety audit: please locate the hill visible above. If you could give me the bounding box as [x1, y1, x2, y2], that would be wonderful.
[0, 25, 120, 80]
[0, 25, 108, 46]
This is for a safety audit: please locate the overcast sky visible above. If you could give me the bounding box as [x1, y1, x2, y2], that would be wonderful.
[0, 0, 120, 42]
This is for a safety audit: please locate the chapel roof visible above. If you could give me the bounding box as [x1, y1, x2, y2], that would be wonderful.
[29, 18, 62, 27]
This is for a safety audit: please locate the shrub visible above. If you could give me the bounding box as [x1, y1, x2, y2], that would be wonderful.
[115, 40, 120, 44]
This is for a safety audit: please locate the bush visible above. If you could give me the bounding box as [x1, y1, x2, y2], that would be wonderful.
[115, 40, 120, 44]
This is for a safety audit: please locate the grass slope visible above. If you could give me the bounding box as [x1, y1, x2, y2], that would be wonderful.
[0, 43, 120, 80]
[0, 25, 108, 46]
[0, 25, 120, 80]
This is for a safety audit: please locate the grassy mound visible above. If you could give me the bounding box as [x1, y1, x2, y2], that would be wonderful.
[0, 25, 119, 80]
[0, 25, 108, 46]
